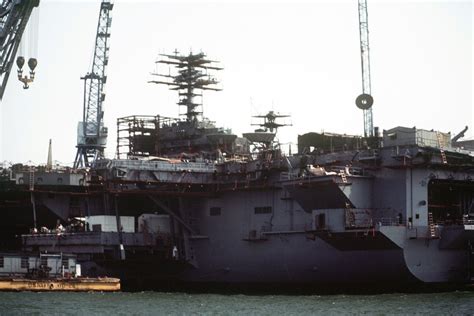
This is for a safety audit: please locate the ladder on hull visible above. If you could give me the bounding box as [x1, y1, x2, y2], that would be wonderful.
[436, 132, 448, 164]
[428, 212, 437, 238]
[339, 171, 348, 183]
[28, 167, 34, 191]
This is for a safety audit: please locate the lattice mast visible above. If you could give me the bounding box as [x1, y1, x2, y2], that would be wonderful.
[0, 0, 39, 100]
[74, 0, 113, 168]
[251, 111, 291, 133]
[356, 0, 374, 137]
[150, 51, 222, 122]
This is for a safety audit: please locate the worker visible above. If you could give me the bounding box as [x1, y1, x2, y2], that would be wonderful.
[172, 246, 178, 260]
[397, 213, 403, 225]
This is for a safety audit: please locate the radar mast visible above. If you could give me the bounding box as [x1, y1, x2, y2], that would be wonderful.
[244, 111, 292, 151]
[149, 50, 222, 122]
[251, 110, 292, 133]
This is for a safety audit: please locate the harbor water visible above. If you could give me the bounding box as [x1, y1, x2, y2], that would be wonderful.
[0, 290, 473, 315]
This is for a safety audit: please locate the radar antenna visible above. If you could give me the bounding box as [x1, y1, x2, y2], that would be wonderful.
[73, 0, 113, 169]
[251, 111, 291, 133]
[244, 111, 291, 151]
[356, 0, 374, 137]
[149, 51, 222, 122]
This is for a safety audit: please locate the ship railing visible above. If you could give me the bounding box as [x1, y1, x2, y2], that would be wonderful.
[375, 217, 407, 227]
[358, 149, 380, 161]
[241, 224, 309, 240]
[279, 171, 299, 181]
[108, 159, 217, 173]
[260, 223, 309, 233]
[463, 217, 474, 225]
[434, 218, 473, 226]
[23, 231, 173, 247]
[344, 209, 375, 229]
[23, 231, 102, 238]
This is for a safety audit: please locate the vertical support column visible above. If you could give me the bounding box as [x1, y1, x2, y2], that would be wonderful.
[114, 194, 125, 260]
[84, 196, 90, 231]
[147, 194, 197, 265]
[468, 240, 473, 283]
[289, 198, 294, 231]
[30, 192, 37, 230]
[29, 167, 37, 230]
[178, 198, 190, 262]
[169, 215, 176, 256]
[406, 168, 414, 227]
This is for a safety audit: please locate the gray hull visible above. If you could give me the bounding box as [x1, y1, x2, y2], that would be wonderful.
[185, 233, 416, 285]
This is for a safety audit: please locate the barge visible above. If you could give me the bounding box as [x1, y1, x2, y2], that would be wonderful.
[0, 253, 120, 292]
[0, 277, 120, 292]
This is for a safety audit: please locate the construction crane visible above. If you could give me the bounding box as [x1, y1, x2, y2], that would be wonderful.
[73, 0, 113, 169]
[355, 0, 374, 137]
[0, 0, 39, 100]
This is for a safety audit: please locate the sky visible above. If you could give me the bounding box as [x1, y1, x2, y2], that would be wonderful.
[0, 0, 472, 166]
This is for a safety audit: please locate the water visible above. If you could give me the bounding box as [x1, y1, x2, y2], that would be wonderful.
[0, 291, 473, 315]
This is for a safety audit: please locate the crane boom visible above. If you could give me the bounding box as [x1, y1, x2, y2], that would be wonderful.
[0, 0, 39, 100]
[74, 0, 113, 168]
[356, 0, 374, 137]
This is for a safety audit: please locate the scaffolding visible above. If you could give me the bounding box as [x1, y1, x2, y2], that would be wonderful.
[116, 115, 180, 159]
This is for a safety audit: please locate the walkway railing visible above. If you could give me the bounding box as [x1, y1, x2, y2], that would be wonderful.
[106, 159, 217, 173]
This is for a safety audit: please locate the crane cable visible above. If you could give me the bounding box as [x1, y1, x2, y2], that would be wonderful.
[19, 5, 39, 60]
[17, 4, 39, 89]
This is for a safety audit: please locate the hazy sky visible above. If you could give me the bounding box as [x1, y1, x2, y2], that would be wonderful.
[0, 0, 472, 165]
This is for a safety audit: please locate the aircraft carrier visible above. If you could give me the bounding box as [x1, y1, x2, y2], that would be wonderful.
[1, 50, 473, 291]
[0, 1, 473, 292]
